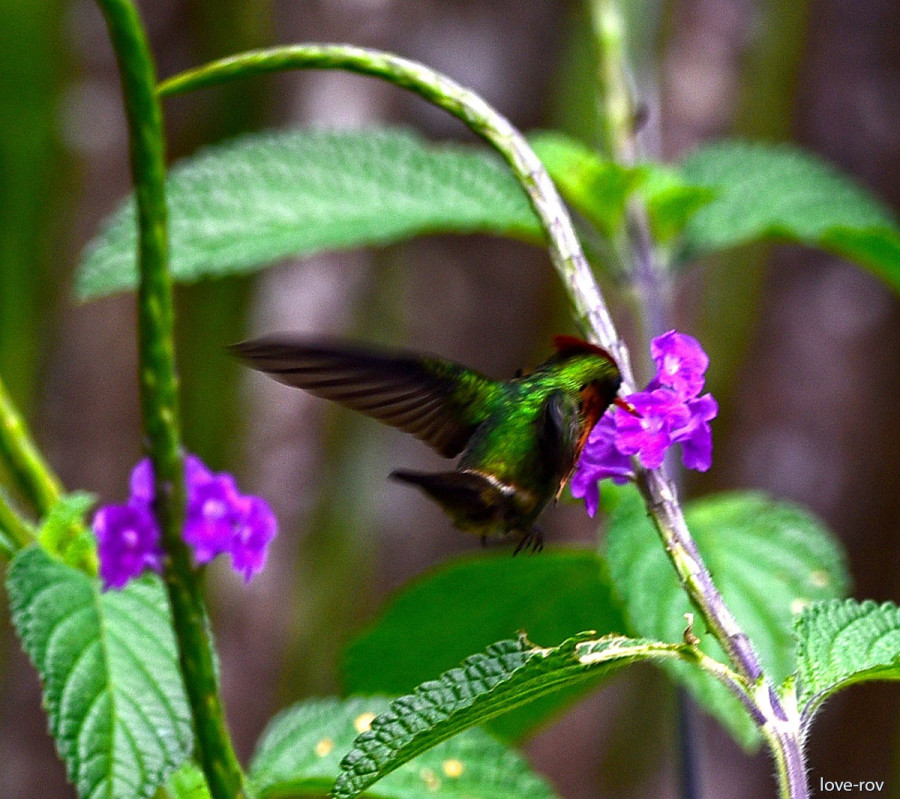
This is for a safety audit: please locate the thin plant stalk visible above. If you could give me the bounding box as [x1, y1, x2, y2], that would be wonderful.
[0, 371, 62, 516]
[590, 3, 706, 798]
[590, 1, 808, 793]
[0, 486, 35, 554]
[93, 1, 247, 796]
[0, 523, 17, 560]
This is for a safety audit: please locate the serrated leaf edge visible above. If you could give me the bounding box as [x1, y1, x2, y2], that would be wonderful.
[8, 548, 191, 798]
[793, 598, 900, 726]
[331, 632, 726, 799]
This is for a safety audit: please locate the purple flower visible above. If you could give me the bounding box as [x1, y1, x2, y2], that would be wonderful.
[94, 503, 164, 589]
[183, 472, 242, 564]
[228, 495, 278, 582]
[671, 393, 718, 471]
[649, 330, 709, 399]
[613, 389, 691, 470]
[570, 415, 633, 516]
[93, 454, 278, 589]
[572, 330, 718, 514]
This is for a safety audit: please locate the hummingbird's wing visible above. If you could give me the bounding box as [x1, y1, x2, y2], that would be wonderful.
[537, 391, 583, 496]
[232, 337, 500, 458]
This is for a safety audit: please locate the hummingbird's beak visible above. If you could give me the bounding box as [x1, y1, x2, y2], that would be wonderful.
[614, 396, 641, 417]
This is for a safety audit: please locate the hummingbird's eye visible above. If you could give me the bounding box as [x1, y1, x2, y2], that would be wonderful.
[579, 383, 587, 392]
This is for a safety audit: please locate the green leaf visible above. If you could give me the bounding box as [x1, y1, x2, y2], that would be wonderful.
[638, 166, 715, 243]
[333, 633, 694, 799]
[37, 491, 98, 573]
[342, 549, 626, 740]
[529, 131, 639, 237]
[529, 132, 711, 244]
[678, 141, 900, 288]
[604, 487, 849, 749]
[76, 128, 542, 299]
[793, 599, 900, 722]
[161, 762, 211, 799]
[6, 546, 192, 799]
[249, 696, 557, 799]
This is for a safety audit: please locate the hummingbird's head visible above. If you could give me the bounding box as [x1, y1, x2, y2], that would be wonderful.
[547, 335, 622, 411]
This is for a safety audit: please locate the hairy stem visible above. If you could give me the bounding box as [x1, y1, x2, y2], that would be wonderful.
[94, 2, 247, 796]
[591, 2, 807, 793]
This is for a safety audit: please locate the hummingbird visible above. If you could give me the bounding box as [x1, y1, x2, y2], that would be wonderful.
[232, 334, 623, 552]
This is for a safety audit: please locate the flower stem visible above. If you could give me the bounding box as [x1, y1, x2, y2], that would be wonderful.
[591, 4, 807, 795]
[590, 0, 636, 162]
[589, 0, 672, 349]
[0, 371, 62, 517]
[94, 2, 247, 796]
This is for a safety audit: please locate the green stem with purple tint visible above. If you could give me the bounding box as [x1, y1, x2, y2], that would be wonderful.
[92, 2, 247, 796]
[591, 1, 808, 794]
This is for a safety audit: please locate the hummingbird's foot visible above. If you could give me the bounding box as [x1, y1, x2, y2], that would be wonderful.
[513, 527, 544, 555]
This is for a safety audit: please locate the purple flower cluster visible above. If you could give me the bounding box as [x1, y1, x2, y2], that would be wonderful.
[571, 330, 718, 516]
[93, 454, 277, 590]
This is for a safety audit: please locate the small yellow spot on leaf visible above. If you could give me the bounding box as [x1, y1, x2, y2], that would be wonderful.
[442, 758, 465, 778]
[791, 597, 810, 615]
[809, 570, 830, 588]
[354, 711, 376, 733]
[315, 738, 334, 757]
[420, 767, 441, 791]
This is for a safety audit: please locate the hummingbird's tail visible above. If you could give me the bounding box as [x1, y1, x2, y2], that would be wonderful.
[391, 468, 543, 552]
[390, 468, 507, 530]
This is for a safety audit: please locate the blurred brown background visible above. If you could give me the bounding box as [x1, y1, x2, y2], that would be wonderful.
[0, 0, 898, 797]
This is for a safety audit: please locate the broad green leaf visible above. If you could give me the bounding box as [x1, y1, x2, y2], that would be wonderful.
[529, 131, 639, 237]
[638, 166, 715, 243]
[250, 696, 557, 799]
[678, 141, 900, 288]
[7, 546, 192, 799]
[76, 128, 542, 299]
[529, 131, 711, 244]
[333, 633, 695, 799]
[37, 491, 98, 573]
[342, 549, 626, 740]
[793, 599, 900, 722]
[604, 487, 849, 748]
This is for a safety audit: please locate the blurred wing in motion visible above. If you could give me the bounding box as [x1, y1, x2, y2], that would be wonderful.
[231, 336, 500, 458]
